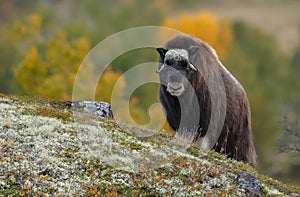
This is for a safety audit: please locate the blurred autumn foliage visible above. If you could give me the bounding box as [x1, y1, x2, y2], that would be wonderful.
[14, 31, 90, 99]
[1, 1, 300, 186]
[8, 13, 123, 103]
[162, 12, 233, 57]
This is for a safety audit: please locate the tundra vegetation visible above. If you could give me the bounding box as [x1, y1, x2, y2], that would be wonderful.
[0, 94, 299, 196]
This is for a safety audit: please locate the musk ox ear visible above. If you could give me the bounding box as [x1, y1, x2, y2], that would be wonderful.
[187, 46, 199, 71]
[187, 46, 199, 63]
[156, 47, 168, 60]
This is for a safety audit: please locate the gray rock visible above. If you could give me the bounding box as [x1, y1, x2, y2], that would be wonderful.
[69, 101, 113, 118]
[290, 193, 300, 197]
[236, 172, 264, 196]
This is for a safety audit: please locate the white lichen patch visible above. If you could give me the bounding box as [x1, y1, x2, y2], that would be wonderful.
[263, 184, 286, 196]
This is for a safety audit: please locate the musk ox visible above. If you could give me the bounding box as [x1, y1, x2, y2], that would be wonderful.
[156, 34, 257, 166]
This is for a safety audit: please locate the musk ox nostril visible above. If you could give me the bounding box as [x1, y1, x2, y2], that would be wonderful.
[167, 83, 185, 96]
[171, 86, 181, 91]
[169, 83, 182, 90]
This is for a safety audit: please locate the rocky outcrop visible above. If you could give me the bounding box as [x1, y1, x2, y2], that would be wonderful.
[237, 172, 263, 196]
[68, 100, 113, 118]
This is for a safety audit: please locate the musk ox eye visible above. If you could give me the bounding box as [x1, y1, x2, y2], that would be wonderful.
[165, 59, 172, 66]
[178, 61, 189, 70]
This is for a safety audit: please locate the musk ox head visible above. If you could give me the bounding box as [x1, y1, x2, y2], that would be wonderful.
[156, 47, 198, 97]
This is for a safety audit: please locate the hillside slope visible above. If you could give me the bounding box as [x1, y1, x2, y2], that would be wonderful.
[0, 94, 299, 196]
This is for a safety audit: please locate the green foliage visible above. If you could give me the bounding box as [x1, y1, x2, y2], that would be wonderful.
[291, 48, 300, 71]
[290, 47, 300, 101]
[0, 42, 21, 93]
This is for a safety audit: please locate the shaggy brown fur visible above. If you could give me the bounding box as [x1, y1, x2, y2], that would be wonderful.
[157, 34, 257, 166]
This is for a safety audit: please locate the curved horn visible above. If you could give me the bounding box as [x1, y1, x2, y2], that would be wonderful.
[156, 64, 165, 73]
[189, 63, 198, 71]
